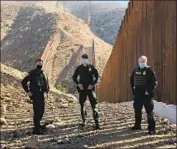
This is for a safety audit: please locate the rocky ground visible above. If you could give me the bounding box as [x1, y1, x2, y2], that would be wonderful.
[1, 96, 176, 149]
[0, 63, 176, 149]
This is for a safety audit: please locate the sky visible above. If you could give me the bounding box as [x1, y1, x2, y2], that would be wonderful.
[118, 1, 129, 7]
[91, 1, 130, 8]
[2, 1, 130, 8]
[105, 1, 130, 7]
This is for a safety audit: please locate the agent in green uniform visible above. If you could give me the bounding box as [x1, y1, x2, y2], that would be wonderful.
[130, 56, 157, 135]
[72, 54, 100, 130]
[21, 59, 49, 135]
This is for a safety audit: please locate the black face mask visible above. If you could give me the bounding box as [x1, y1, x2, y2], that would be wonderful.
[37, 65, 42, 70]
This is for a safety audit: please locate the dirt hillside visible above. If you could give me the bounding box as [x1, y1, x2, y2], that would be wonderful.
[1, 2, 112, 91]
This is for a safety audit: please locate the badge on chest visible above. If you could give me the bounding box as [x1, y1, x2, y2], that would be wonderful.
[143, 71, 146, 75]
[136, 71, 146, 75]
[136, 72, 141, 75]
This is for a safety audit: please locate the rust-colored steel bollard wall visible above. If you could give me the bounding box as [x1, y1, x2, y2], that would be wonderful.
[98, 0, 176, 105]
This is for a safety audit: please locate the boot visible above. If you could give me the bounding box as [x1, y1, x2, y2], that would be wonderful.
[95, 123, 100, 130]
[32, 128, 44, 135]
[40, 124, 46, 130]
[80, 120, 86, 127]
[130, 125, 141, 130]
[148, 130, 156, 135]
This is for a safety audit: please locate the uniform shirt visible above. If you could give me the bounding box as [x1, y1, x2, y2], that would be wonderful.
[21, 68, 49, 93]
[130, 66, 157, 96]
[72, 64, 99, 89]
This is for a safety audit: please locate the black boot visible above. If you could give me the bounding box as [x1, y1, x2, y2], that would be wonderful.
[148, 130, 156, 135]
[80, 120, 86, 127]
[32, 128, 44, 135]
[40, 124, 46, 130]
[95, 123, 100, 130]
[130, 125, 141, 130]
[40, 125, 47, 133]
[80, 107, 87, 127]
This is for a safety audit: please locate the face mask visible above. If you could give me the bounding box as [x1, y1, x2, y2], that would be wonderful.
[82, 59, 88, 65]
[37, 65, 42, 70]
[139, 62, 146, 68]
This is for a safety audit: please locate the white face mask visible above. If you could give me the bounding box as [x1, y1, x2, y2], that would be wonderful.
[82, 58, 89, 65]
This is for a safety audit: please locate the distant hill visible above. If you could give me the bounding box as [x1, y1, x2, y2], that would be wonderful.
[60, 1, 126, 45]
[1, 2, 112, 90]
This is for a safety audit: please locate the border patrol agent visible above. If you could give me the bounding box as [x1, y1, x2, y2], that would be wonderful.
[130, 56, 157, 135]
[21, 59, 49, 135]
[72, 54, 100, 130]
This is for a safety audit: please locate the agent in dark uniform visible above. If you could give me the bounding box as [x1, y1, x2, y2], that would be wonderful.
[21, 59, 49, 135]
[130, 56, 157, 135]
[72, 54, 100, 130]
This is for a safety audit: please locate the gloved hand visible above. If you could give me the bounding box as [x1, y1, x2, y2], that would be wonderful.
[27, 92, 33, 97]
[88, 85, 94, 90]
[147, 88, 154, 97]
[132, 86, 135, 95]
[78, 84, 83, 90]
